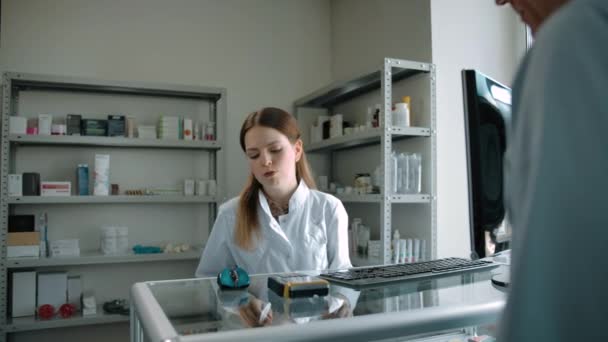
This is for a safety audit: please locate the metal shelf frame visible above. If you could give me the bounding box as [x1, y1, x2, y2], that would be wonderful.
[8, 195, 218, 205]
[294, 60, 430, 108]
[295, 58, 437, 266]
[9, 134, 221, 150]
[0, 72, 227, 336]
[331, 193, 431, 204]
[305, 127, 430, 153]
[7, 249, 200, 269]
[4, 305, 129, 332]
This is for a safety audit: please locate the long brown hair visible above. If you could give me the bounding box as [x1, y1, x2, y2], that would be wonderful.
[236, 107, 316, 250]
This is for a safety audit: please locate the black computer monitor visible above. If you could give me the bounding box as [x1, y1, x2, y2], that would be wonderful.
[462, 69, 512, 259]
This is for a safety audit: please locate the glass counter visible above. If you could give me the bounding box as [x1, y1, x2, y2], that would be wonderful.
[131, 267, 508, 342]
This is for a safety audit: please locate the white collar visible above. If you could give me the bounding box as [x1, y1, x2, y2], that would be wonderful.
[258, 180, 310, 219]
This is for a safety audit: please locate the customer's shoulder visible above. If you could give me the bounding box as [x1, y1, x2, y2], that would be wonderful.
[528, 0, 608, 81]
[539, 0, 608, 45]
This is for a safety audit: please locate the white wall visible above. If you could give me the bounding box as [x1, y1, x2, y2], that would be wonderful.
[329, 0, 525, 259]
[0, 1, 332, 341]
[430, 0, 525, 258]
[0, 0, 333, 199]
[330, 0, 432, 80]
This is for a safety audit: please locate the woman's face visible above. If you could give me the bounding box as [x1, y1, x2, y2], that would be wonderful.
[244, 126, 302, 192]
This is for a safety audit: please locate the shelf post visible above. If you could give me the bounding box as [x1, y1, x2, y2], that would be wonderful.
[381, 59, 393, 265]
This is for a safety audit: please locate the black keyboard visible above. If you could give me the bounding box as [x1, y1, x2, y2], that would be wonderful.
[320, 257, 498, 287]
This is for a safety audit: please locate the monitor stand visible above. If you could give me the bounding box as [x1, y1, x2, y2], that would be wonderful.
[491, 270, 510, 288]
[490, 249, 511, 290]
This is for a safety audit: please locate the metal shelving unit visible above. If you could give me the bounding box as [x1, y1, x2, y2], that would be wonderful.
[9, 134, 221, 149]
[295, 58, 436, 266]
[7, 249, 201, 268]
[294, 65, 428, 108]
[333, 194, 431, 204]
[4, 305, 129, 332]
[8, 195, 218, 205]
[305, 127, 430, 153]
[0, 72, 226, 338]
[333, 194, 382, 203]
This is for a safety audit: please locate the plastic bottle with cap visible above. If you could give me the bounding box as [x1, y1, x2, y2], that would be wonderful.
[404, 96, 412, 125]
[392, 96, 411, 128]
[392, 229, 401, 264]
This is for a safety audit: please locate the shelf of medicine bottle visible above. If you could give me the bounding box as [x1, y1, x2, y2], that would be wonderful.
[350, 253, 383, 267]
[390, 194, 431, 204]
[305, 127, 430, 153]
[334, 194, 382, 203]
[9, 134, 221, 150]
[4, 305, 128, 332]
[294, 64, 430, 108]
[8, 195, 218, 205]
[333, 194, 430, 204]
[7, 249, 200, 268]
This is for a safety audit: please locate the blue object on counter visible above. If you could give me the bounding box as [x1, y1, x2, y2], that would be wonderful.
[217, 266, 250, 289]
[132, 245, 163, 254]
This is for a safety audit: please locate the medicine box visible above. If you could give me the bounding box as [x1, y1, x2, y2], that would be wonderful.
[8, 174, 22, 197]
[8, 214, 35, 232]
[8, 232, 40, 246]
[38, 114, 52, 135]
[81, 119, 107, 136]
[66, 114, 82, 135]
[41, 181, 71, 196]
[7, 245, 40, 258]
[107, 115, 125, 137]
[11, 271, 36, 317]
[67, 275, 82, 310]
[37, 272, 68, 309]
[9, 116, 27, 135]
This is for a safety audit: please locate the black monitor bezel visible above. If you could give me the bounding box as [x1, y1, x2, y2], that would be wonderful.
[462, 69, 511, 259]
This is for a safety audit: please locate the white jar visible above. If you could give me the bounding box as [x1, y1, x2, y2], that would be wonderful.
[184, 179, 195, 196]
[116, 226, 129, 254]
[196, 180, 207, 196]
[101, 226, 117, 255]
[330, 114, 343, 138]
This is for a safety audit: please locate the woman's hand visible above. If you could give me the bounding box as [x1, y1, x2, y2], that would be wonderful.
[322, 301, 352, 319]
[238, 297, 273, 327]
[322, 295, 353, 320]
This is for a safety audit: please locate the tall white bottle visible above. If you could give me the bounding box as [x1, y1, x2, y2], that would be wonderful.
[392, 229, 400, 264]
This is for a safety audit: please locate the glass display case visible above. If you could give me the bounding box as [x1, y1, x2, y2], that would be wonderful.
[130, 267, 508, 342]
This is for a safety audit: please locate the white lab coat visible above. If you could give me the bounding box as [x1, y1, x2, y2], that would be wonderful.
[195, 181, 351, 277]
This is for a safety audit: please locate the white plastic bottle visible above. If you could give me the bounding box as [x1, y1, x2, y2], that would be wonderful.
[391, 152, 399, 194]
[392, 230, 400, 263]
[392, 100, 410, 128]
[398, 153, 409, 194]
[116, 226, 129, 254]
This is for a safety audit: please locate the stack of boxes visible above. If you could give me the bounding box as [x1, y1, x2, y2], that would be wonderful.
[7, 231, 40, 258]
[157, 115, 181, 140]
[10, 113, 208, 141]
[10, 271, 83, 318]
[7, 214, 39, 258]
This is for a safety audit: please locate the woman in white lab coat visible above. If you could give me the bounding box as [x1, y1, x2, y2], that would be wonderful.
[195, 107, 351, 278]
